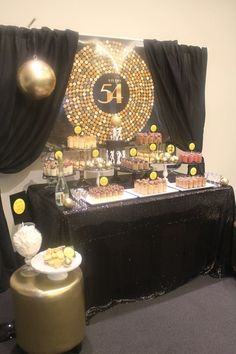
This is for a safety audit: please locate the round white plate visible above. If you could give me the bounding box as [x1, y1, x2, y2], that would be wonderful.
[31, 250, 82, 280]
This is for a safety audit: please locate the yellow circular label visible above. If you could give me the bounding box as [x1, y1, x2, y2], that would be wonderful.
[100, 176, 108, 186]
[190, 167, 197, 176]
[55, 150, 63, 160]
[13, 199, 25, 215]
[92, 149, 100, 158]
[150, 124, 157, 132]
[130, 148, 137, 157]
[189, 143, 195, 151]
[150, 171, 157, 180]
[149, 143, 157, 151]
[74, 125, 82, 135]
[166, 144, 175, 154]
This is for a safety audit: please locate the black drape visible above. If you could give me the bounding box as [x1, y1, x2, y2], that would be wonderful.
[0, 192, 17, 292]
[144, 40, 207, 151]
[0, 25, 79, 173]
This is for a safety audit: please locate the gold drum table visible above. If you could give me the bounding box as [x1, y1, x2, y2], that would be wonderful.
[10, 267, 86, 354]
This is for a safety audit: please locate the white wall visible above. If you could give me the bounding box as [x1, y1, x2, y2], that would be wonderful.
[1, 0, 236, 233]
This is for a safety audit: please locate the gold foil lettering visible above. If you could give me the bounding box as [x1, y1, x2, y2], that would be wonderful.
[98, 83, 123, 104]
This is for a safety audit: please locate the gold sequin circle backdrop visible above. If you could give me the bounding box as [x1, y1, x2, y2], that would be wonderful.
[64, 40, 154, 143]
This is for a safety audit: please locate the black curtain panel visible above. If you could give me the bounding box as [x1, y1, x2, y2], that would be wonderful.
[143, 40, 207, 152]
[0, 192, 18, 292]
[0, 25, 79, 173]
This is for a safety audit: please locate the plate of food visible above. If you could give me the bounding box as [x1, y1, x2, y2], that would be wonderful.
[126, 186, 179, 198]
[168, 182, 215, 191]
[81, 190, 137, 205]
[31, 246, 82, 281]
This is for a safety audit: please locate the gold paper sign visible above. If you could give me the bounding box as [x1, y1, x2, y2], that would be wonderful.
[74, 125, 82, 135]
[129, 147, 137, 157]
[149, 143, 157, 152]
[189, 143, 195, 151]
[13, 199, 25, 215]
[190, 167, 197, 176]
[150, 171, 157, 180]
[92, 148, 100, 158]
[93, 73, 129, 113]
[166, 144, 175, 154]
[55, 150, 63, 160]
[100, 176, 109, 186]
[10, 191, 31, 225]
[150, 124, 157, 133]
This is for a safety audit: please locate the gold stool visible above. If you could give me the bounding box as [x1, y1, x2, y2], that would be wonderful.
[10, 267, 86, 354]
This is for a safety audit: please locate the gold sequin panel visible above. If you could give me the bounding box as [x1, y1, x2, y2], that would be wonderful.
[64, 40, 154, 143]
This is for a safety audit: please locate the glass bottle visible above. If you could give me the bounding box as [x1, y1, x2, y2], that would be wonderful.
[55, 158, 69, 206]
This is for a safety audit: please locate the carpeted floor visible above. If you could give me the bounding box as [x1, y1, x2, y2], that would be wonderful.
[1, 275, 236, 354]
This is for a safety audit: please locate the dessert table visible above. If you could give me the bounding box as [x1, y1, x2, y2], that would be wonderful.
[27, 183, 235, 319]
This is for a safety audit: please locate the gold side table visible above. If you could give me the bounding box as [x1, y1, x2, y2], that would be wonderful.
[10, 267, 86, 354]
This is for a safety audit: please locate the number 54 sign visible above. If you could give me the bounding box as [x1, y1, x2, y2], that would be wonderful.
[98, 83, 123, 104]
[93, 73, 129, 113]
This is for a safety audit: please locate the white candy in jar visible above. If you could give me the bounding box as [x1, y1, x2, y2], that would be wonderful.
[13, 223, 42, 258]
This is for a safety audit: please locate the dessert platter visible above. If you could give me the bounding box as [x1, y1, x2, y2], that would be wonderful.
[67, 134, 97, 149]
[168, 182, 215, 191]
[85, 158, 113, 171]
[126, 186, 178, 198]
[31, 246, 82, 281]
[43, 158, 74, 177]
[72, 185, 137, 205]
[126, 177, 179, 198]
[120, 157, 151, 172]
[135, 132, 162, 145]
[168, 176, 215, 191]
[81, 192, 137, 205]
[178, 151, 202, 164]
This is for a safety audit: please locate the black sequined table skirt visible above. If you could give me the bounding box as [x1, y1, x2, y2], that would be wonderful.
[27, 184, 235, 319]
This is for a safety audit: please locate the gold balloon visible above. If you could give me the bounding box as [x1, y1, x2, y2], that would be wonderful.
[17, 57, 56, 99]
[111, 115, 122, 127]
[220, 176, 229, 186]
